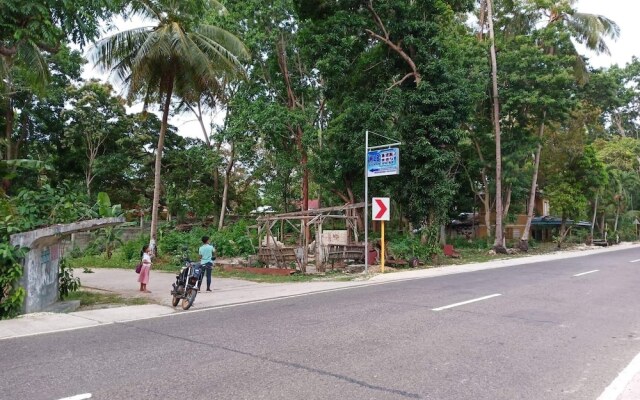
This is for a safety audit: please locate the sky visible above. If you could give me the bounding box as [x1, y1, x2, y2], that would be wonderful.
[576, 0, 640, 68]
[82, 1, 639, 139]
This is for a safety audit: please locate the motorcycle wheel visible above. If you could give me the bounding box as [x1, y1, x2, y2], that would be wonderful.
[171, 284, 183, 307]
[182, 287, 197, 310]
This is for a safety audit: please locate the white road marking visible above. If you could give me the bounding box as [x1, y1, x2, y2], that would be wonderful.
[597, 351, 640, 400]
[431, 294, 502, 311]
[573, 270, 599, 277]
[58, 394, 92, 400]
[629, 259, 640, 263]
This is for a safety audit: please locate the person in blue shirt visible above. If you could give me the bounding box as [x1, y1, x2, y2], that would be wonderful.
[198, 236, 215, 292]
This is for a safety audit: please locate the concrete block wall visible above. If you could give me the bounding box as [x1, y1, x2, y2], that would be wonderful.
[10, 217, 125, 314]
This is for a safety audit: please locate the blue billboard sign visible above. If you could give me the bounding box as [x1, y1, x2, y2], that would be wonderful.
[367, 148, 400, 177]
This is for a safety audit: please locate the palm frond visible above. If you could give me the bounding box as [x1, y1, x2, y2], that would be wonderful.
[569, 13, 620, 55]
[16, 42, 49, 94]
[129, 0, 163, 22]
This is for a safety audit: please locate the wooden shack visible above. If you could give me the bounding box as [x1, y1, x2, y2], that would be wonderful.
[255, 203, 365, 272]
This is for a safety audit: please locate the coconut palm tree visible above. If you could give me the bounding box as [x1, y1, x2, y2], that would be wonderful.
[91, 0, 249, 251]
[518, 0, 619, 250]
[544, 0, 619, 82]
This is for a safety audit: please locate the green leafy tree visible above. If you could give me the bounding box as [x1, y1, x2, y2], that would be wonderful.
[298, 0, 484, 243]
[542, 129, 608, 247]
[62, 81, 130, 197]
[0, 0, 121, 160]
[91, 0, 249, 251]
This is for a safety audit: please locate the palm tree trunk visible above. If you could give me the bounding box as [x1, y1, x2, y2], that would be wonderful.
[519, 114, 546, 251]
[149, 80, 174, 252]
[487, 0, 506, 253]
[218, 141, 235, 230]
[590, 193, 598, 243]
[4, 97, 13, 161]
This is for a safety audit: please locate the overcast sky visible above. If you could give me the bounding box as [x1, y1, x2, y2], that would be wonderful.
[576, 0, 639, 68]
[82, 2, 638, 139]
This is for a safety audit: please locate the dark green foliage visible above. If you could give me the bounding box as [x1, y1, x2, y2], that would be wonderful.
[58, 257, 80, 300]
[0, 212, 26, 319]
[15, 182, 95, 231]
[386, 234, 440, 263]
[121, 235, 150, 262]
[158, 220, 256, 259]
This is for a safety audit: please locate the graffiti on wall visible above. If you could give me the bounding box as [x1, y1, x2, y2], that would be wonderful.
[40, 245, 60, 285]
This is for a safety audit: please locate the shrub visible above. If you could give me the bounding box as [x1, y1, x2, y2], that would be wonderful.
[58, 258, 80, 300]
[157, 220, 257, 259]
[121, 235, 149, 262]
[386, 233, 440, 262]
[450, 237, 490, 250]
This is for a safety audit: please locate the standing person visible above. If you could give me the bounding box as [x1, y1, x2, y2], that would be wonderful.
[138, 244, 152, 293]
[198, 236, 215, 292]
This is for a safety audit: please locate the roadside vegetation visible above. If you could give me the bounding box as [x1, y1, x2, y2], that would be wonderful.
[66, 290, 149, 311]
[3, 0, 640, 318]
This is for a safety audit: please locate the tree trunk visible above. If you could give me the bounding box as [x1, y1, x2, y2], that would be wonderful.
[614, 198, 621, 233]
[502, 185, 512, 221]
[218, 141, 235, 230]
[590, 194, 598, 244]
[149, 80, 174, 252]
[487, 0, 506, 253]
[557, 214, 571, 249]
[471, 138, 492, 239]
[519, 115, 546, 251]
[4, 97, 13, 161]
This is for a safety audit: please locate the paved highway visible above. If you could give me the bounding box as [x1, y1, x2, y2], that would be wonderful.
[2, 248, 640, 400]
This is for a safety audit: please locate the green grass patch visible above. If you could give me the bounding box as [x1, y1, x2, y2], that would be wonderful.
[69, 240, 587, 282]
[213, 268, 358, 283]
[66, 290, 149, 310]
[68, 249, 181, 272]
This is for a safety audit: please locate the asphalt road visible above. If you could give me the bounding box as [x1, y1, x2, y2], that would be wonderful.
[3, 248, 640, 400]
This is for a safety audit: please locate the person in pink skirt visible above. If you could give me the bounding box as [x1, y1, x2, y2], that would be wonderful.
[138, 244, 152, 293]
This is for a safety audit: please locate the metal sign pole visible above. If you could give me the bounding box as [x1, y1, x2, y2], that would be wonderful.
[364, 130, 369, 274]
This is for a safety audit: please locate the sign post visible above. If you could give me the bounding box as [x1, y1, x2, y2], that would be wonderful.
[372, 197, 390, 273]
[364, 130, 400, 274]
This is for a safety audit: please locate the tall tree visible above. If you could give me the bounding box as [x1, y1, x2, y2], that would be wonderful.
[92, 0, 248, 250]
[62, 81, 129, 197]
[486, 0, 507, 253]
[0, 0, 121, 160]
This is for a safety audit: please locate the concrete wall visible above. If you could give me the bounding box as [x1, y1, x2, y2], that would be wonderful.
[60, 227, 146, 254]
[20, 242, 61, 314]
[10, 217, 124, 314]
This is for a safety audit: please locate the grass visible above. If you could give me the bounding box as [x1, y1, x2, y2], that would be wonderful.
[65, 290, 149, 310]
[68, 240, 591, 282]
[215, 268, 359, 283]
[68, 252, 180, 272]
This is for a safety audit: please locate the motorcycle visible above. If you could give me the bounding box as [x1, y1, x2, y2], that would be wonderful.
[171, 250, 203, 310]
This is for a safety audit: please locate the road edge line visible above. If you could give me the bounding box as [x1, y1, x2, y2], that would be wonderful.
[597, 351, 640, 400]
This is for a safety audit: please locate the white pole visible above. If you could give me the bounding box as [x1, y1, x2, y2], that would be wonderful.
[364, 130, 369, 274]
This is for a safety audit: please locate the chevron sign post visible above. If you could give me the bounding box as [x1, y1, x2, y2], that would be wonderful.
[372, 197, 390, 273]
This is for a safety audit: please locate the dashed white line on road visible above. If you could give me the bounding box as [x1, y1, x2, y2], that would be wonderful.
[573, 270, 599, 277]
[629, 259, 640, 263]
[431, 294, 502, 311]
[58, 394, 91, 400]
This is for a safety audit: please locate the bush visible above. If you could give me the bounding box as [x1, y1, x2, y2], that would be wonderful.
[386, 233, 440, 262]
[157, 220, 257, 259]
[121, 235, 150, 262]
[450, 237, 491, 250]
[58, 258, 80, 300]
[565, 228, 590, 244]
